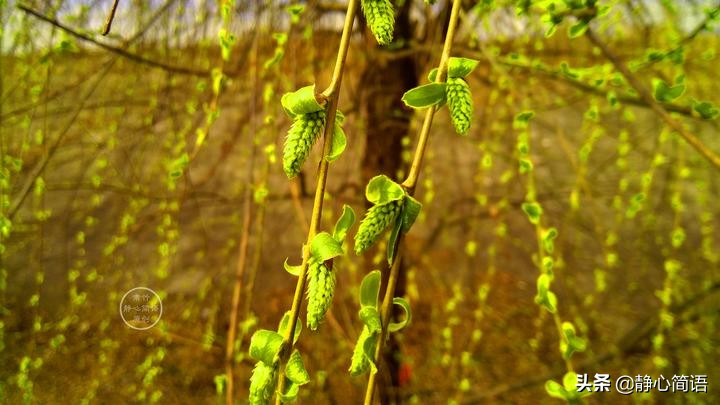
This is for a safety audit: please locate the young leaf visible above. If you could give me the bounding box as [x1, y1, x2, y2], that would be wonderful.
[447, 57, 479, 78]
[427, 68, 438, 82]
[401, 83, 447, 108]
[522, 202, 543, 225]
[401, 195, 422, 233]
[542, 227, 558, 254]
[386, 215, 402, 265]
[249, 329, 284, 365]
[333, 205, 356, 242]
[568, 20, 588, 38]
[388, 297, 411, 333]
[277, 311, 302, 344]
[361, 332, 379, 374]
[359, 306, 382, 333]
[692, 100, 719, 120]
[365, 175, 405, 205]
[285, 350, 310, 385]
[562, 372, 579, 392]
[283, 258, 302, 277]
[310, 232, 344, 262]
[360, 270, 381, 308]
[281, 85, 324, 117]
[326, 123, 347, 162]
[545, 379, 569, 400]
[652, 78, 685, 102]
[277, 381, 300, 403]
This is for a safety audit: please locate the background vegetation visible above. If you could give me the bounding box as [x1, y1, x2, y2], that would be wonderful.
[1, 0, 718, 403]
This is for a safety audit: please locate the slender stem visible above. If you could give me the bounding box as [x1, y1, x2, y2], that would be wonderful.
[364, 1, 463, 403]
[274, 1, 359, 402]
[102, 0, 121, 35]
[585, 28, 720, 171]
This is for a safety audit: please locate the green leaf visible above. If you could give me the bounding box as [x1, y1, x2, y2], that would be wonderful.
[359, 306, 382, 333]
[249, 329, 283, 364]
[514, 111, 535, 128]
[360, 270, 381, 308]
[388, 297, 411, 333]
[387, 215, 402, 265]
[326, 123, 347, 162]
[652, 78, 685, 102]
[542, 228, 558, 254]
[365, 175, 405, 205]
[562, 372, 578, 392]
[277, 381, 300, 402]
[448, 57, 479, 78]
[401, 83, 447, 108]
[427, 68, 438, 82]
[568, 20, 588, 38]
[277, 311, 302, 344]
[281, 85, 324, 117]
[333, 205, 356, 242]
[310, 232, 344, 262]
[284, 258, 302, 277]
[522, 202, 543, 225]
[285, 350, 310, 385]
[693, 100, 719, 119]
[545, 379, 569, 400]
[401, 195, 422, 234]
[362, 332, 379, 374]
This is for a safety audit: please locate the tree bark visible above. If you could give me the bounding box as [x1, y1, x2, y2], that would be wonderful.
[360, 1, 417, 403]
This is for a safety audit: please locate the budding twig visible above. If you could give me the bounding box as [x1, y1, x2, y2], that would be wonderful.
[363, 0, 464, 403]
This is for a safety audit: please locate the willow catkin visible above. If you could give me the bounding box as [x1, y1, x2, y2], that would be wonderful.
[306, 259, 336, 331]
[446, 77, 473, 135]
[249, 362, 278, 405]
[361, 0, 395, 45]
[349, 326, 376, 376]
[354, 199, 402, 254]
[282, 110, 326, 178]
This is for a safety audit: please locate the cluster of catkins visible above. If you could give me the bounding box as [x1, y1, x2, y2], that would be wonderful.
[361, 0, 395, 45]
[306, 258, 336, 331]
[282, 110, 326, 178]
[446, 77, 473, 135]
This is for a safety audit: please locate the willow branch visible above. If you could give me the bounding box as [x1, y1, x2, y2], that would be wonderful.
[102, 0, 121, 36]
[586, 28, 720, 170]
[363, 1, 464, 404]
[17, 4, 209, 77]
[273, 0, 359, 402]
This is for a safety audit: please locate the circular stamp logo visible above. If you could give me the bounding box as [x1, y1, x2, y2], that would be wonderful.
[119, 287, 163, 330]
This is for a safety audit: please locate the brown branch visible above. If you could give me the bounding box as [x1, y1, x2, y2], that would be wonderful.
[17, 4, 210, 77]
[102, 0, 120, 36]
[585, 28, 720, 170]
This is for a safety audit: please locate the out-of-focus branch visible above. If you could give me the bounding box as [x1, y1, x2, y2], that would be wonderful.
[17, 4, 209, 77]
[102, 0, 120, 35]
[585, 28, 720, 171]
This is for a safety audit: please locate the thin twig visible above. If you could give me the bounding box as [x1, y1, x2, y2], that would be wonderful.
[273, 1, 360, 403]
[17, 4, 209, 77]
[363, 1, 463, 404]
[585, 28, 720, 170]
[102, 0, 121, 36]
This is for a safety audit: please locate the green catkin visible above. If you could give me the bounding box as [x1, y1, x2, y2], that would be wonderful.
[361, 0, 395, 45]
[283, 110, 326, 178]
[447, 77, 473, 135]
[306, 259, 336, 331]
[349, 326, 376, 376]
[354, 199, 402, 254]
[249, 362, 278, 405]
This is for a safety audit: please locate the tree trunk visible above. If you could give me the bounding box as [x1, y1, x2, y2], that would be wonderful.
[360, 1, 417, 403]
